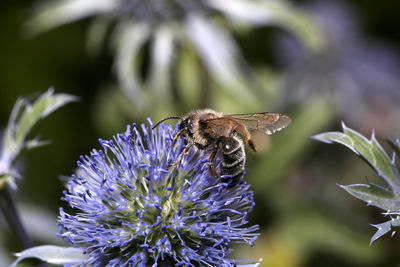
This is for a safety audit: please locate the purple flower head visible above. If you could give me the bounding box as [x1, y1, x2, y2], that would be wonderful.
[58, 120, 259, 266]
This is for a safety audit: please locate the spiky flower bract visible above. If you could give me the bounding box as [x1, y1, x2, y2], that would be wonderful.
[0, 88, 76, 189]
[58, 120, 259, 266]
[28, 0, 318, 112]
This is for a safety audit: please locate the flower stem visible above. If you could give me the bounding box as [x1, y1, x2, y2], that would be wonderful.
[0, 185, 33, 249]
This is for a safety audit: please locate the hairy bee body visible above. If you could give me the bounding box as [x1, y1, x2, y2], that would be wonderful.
[153, 109, 291, 187]
[180, 109, 223, 149]
[218, 136, 246, 187]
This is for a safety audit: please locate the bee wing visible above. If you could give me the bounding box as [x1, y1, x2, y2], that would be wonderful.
[226, 112, 291, 135]
[200, 117, 235, 136]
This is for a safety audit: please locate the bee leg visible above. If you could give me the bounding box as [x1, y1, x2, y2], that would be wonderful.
[208, 164, 218, 177]
[207, 146, 219, 177]
[169, 142, 193, 168]
[171, 128, 186, 147]
[246, 138, 257, 152]
[192, 142, 218, 176]
[208, 139, 220, 177]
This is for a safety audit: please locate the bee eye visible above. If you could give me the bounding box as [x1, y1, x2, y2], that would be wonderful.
[225, 144, 231, 150]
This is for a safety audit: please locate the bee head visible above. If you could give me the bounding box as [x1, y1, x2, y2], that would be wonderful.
[179, 116, 195, 133]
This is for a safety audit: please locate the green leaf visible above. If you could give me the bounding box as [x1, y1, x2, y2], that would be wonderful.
[370, 217, 400, 244]
[11, 245, 87, 267]
[0, 89, 76, 189]
[14, 89, 77, 146]
[24, 138, 51, 150]
[340, 184, 400, 212]
[2, 88, 77, 163]
[385, 138, 400, 159]
[312, 123, 400, 196]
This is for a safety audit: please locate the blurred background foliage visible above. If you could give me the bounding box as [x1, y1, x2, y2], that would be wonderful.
[1, 0, 400, 266]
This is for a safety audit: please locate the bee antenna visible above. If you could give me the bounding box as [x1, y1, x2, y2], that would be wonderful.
[152, 116, 181, 129]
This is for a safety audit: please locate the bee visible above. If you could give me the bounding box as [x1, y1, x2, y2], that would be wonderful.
[153, 109, 290, 186]
[217, 135, 246, 187]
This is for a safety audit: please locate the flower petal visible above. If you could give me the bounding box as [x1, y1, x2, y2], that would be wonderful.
[207, 0, 322, 50]
[113, 21, 151, 110]
[12, 245, 87, 267]
[149, 25, 176, 101]
[207, 0, 274, 25]
[86, 15, 113, 56]
[27, 0, 117, 35]
[185, 15, 257, 104]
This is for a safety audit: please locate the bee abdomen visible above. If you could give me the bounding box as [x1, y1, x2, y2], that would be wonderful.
[219, 136, 245, 187]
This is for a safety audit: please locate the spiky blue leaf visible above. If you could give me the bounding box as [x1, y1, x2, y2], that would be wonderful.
[340, 184, 400, 212]
[11, 245, 87, 267]
[2, 88, 77, 159]
[312, 122, 400, 196]
[370, 217, 400, 244]
[0, 88, 76, 188]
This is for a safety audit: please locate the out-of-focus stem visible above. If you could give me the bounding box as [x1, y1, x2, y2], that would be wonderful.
[0, 185, 33, 249]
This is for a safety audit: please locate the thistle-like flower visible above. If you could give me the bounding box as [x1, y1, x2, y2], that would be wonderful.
[27, 0, 318, 111]
[58, 120, 259, 266]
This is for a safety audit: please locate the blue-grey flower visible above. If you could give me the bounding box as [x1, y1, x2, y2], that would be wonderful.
[58, 120, 259, 266]
[27, 0, 318, 111]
